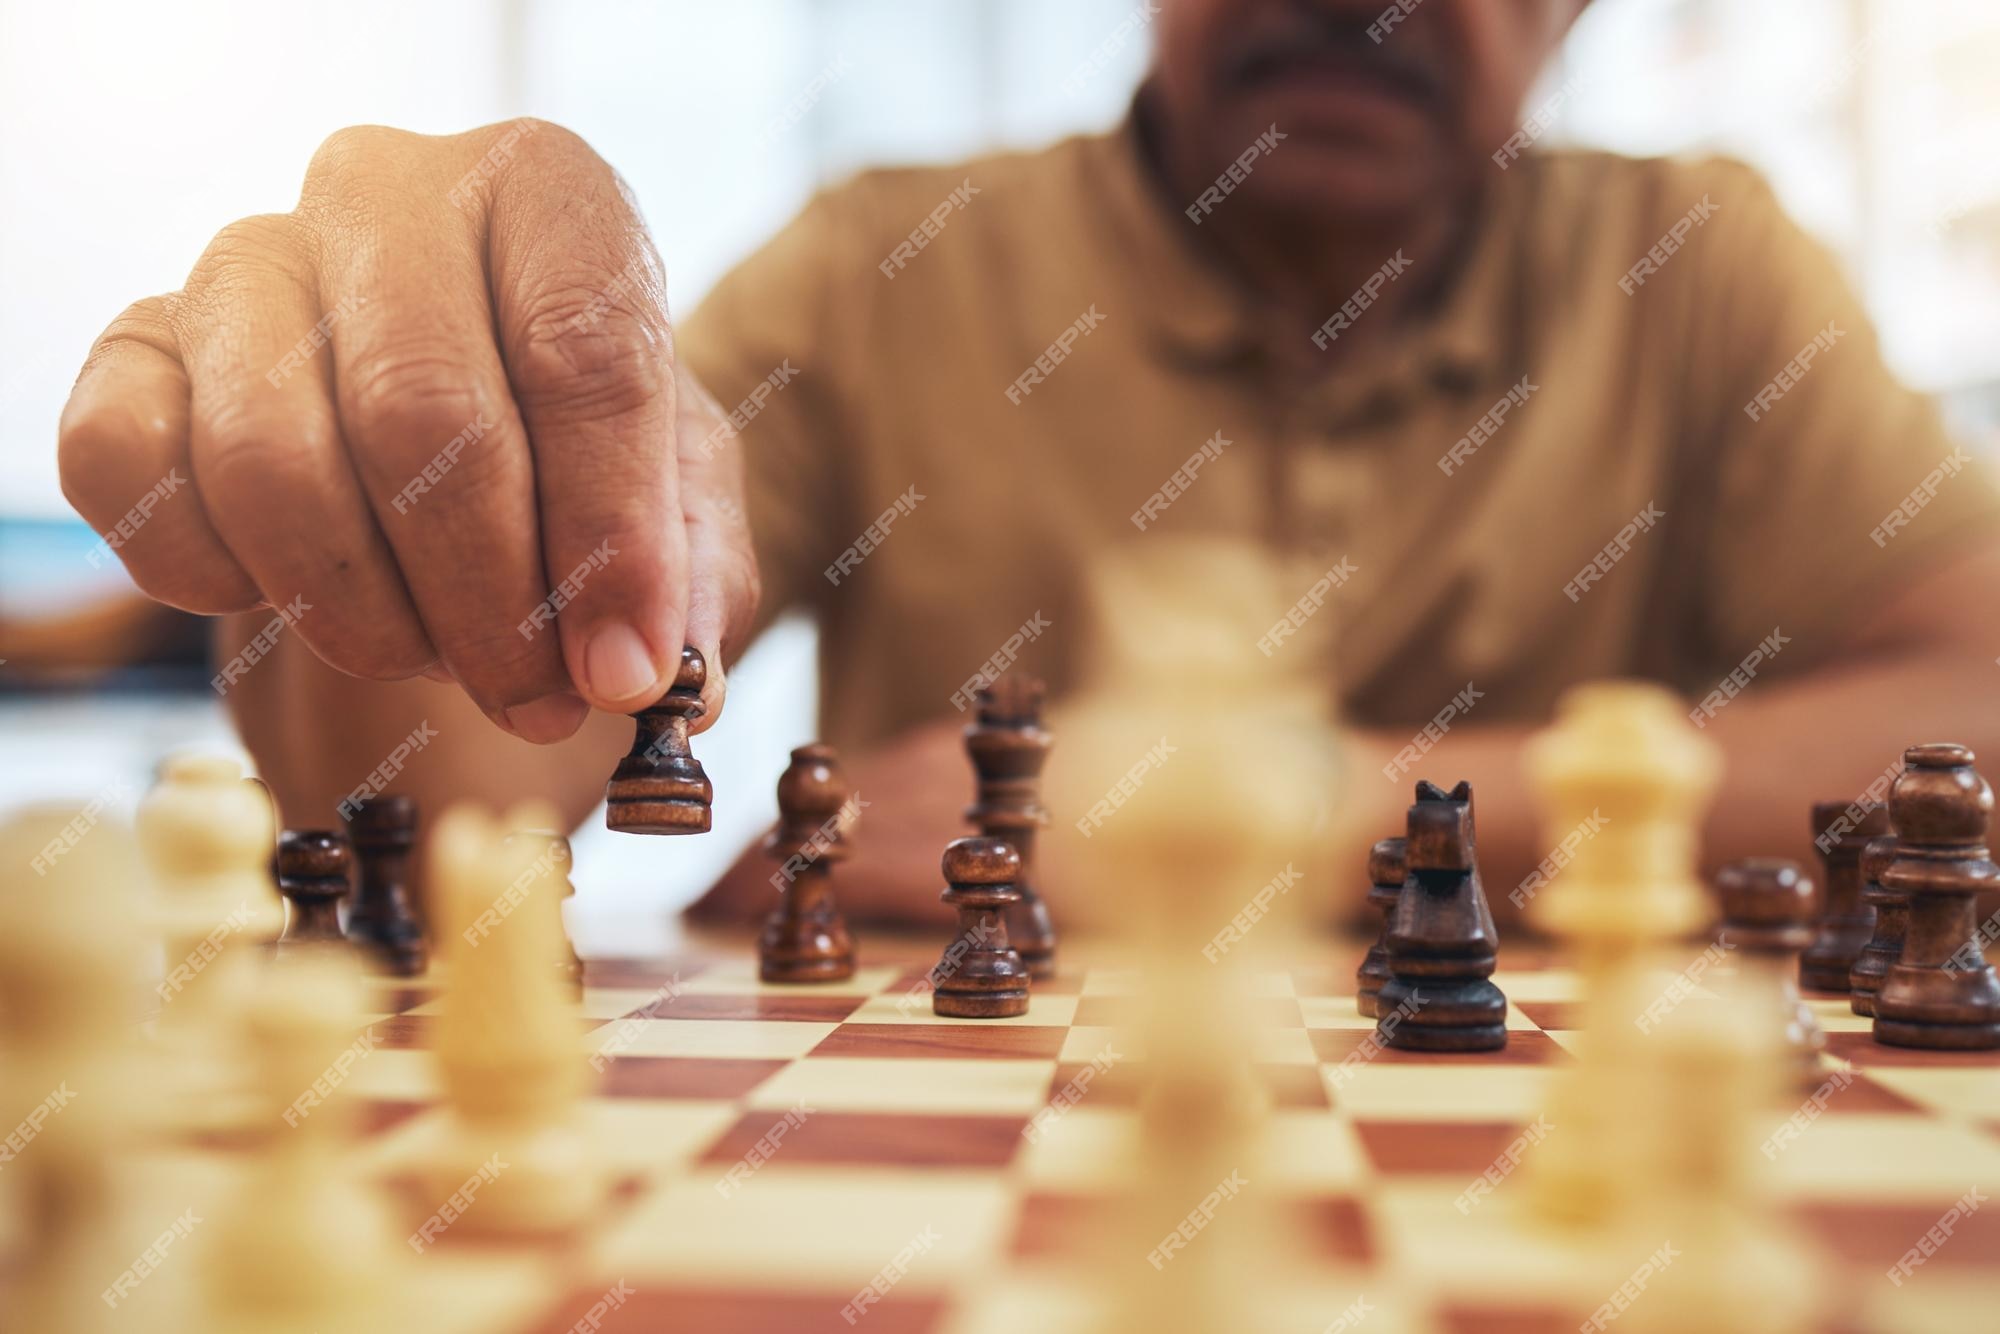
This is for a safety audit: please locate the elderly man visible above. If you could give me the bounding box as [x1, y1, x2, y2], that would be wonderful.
[59, 0, 2000, 921]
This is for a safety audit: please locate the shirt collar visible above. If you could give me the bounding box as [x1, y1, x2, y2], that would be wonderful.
[1081, 98, 1514, 393]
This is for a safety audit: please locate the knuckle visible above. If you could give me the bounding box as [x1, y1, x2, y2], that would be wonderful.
[342, 348, 504, 472]
[438, 621, 567, 706]
[437, 119, 590, 213]
[297, 619, 434, 683]
[186, 215, 307, 292]
[91, 295, 178, 358]
[482, 119, 617, 195]
[58, 396, 182, 497]
[299, 125, 430, 228]
[196, 402, 339, 505]
[481, 116, 584, 162]
[305, 124, 413, 184]
[510, 280, 670, 422]
[126, 558, 263, 617]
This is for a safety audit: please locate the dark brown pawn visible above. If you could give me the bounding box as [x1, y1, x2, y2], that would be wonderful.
[605, 646, 713, 834]
[1800, 799, 1891, 991]
[931, 838, 1030, 1019]
[965, 678, 1057, 979]
[759, 744, 858, 984]
[1874, 744, 2000, 1050]
[1849, 836, 1903, 1017]
[275, 830, 352, 952]
[343, 796, 426, 976]
[1355, 837, 1407, 1019]
[1377, 781, 1507, 1052]
[1714, 858, 1824, 1077]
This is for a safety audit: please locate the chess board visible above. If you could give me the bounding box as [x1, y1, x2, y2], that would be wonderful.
[110, 938, 2000, 1334]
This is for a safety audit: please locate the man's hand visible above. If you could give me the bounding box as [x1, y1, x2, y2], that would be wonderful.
[58, 119, 759, 741]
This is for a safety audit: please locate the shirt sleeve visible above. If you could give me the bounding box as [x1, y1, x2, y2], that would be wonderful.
[678, 187, 862, 642]
[1677, 159, 2000, 667]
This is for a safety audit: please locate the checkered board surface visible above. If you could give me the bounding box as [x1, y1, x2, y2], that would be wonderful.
[127, 941, 2000, 1333]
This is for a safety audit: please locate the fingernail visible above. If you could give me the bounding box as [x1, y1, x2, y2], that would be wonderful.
[583, 622, 661, 704]
[503, 693, 590, 744]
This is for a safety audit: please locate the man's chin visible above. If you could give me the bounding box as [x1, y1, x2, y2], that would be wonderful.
[1233, 151, 1452, 227]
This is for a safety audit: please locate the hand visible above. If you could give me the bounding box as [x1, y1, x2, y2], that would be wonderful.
[58, 119, 759, 741]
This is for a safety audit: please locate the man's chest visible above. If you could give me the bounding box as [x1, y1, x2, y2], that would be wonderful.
[849, 345, 1695, 725]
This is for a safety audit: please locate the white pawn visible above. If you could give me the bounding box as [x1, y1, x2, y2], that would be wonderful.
[138, 754, 284, 1133]
[200, 948, 401, 1334]
[426, 803, 602, 1235]
[141, 754, 286, 947]
[1521, 682, 1720, 1228]
[0, 806, 149, 1334]
[1614, 971, 1820, 1334]
[510, 825, 583, 994]
[1049, 540, 1343, 1334]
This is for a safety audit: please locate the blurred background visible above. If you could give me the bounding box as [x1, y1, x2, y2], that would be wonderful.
[4, 0, 1999, 942]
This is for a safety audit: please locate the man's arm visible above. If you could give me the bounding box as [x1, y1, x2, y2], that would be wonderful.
[1689, 538, 2000, 881]
[1391, 538, 2000, 921]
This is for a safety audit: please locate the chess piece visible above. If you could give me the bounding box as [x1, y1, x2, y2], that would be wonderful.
[343, 795, 426, 976]
[1618, 970, 1822, 1334]
[1799, 800, 1889, 991]
[140, 753, 285, 1132]
[1873, 744, 2000, 1050]
[1848, 836, 1903, 1016]
[605, 645, 713, 833]
[550, 832, 583, 994]
[275, 829, 352, 951]
[429, 803, 604, 1231]
[201, 949, 400, 1333]
[141, 753, 286, 945]
[1045, 540, 1339, 1334]
[1521, 681, 1721, 1227]
[0, 807, 148, 1334]
[1713, 858, 1823, 1079]
[1377, 781, 1507, 1051]
[965, 677, 1058, 979]
[507, 827, 584, 995]
[759, 744, 858, 983]
[931, 838, 1030, 1018]
[1356, 836, 1406, 1019]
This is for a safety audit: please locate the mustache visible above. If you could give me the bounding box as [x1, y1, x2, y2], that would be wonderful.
[1221, 8, 1449, 108]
